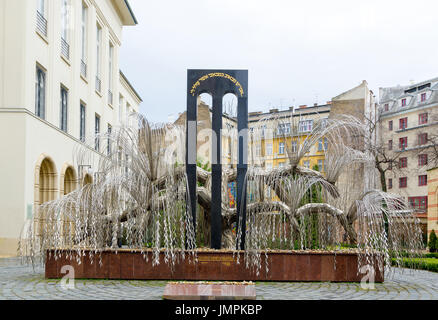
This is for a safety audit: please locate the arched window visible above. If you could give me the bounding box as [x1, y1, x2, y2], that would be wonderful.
[34, 155, 58, 237]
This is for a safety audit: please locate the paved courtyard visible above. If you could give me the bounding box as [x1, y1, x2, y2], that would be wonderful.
[0, 258, 437, 300]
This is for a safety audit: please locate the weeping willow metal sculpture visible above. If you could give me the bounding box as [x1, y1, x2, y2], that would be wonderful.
[19, 112, 424, 275]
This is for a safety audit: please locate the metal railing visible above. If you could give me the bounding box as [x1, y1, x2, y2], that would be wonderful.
[61, 37, 70, 60]
[80, 60, 87, 78]
[108, 90, 113, 105]
[95, 76, 102, 93]
[36, 11, 48, 37]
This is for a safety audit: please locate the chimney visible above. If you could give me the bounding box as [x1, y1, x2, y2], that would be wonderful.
[326, 101, 332, 105]
[299, 105, 307, 109]
[314, 103, 318, 107]
[289, 106, 294, 111]
[270, 108, 279, 113]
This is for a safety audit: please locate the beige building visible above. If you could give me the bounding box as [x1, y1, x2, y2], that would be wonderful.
[427, 167, 438, 241]
[174, 97, 237, 167]
[0, 0, 142, 256]
[379, 77, 438, 233]
[330, 81, 378, 201]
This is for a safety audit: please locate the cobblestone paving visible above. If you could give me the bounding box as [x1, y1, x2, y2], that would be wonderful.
[0, 258, 437, 300]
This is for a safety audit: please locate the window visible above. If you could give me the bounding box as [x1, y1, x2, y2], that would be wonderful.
[266, 143, 273, 156]
[278, 162, 285, 168]
[318, 138, 328, 151]
[96, 24, 102, 92]
[399, 177, 407, 188]
[256, 144, 261, 156]
[418, 113, 428, 125]
[119, 95, 124, 122]
[318, 159, 325, 172]
[266, 162, 273, 170]
[35, 65, 46, 119]
[418, 175, 427, 186]
[108, 43, 114, 105]
[95, 114, 100, 151]
[418, 133, 428, 145]
[388, 140, 393, 151]
[81, 3, 88, 77]
[399, 117, 408, 130]
[388, 162, 393, 170]
[384, 104, 389, 112]
[61, 0, 70, 59]
[299, 120, 313, 133]
[277, 123, 291, 135]
[401, 98, 407, 107]
[399, 137, 408, 150]
[80, 103, 86, 142]
[419, 154, 428, 166]
[260, 125, 267, 137]
[60, 86, 68, 132]
[409, 197, 427, 211]
[303, 160, 310, 168]
[421, 93, 427, 102]
[37, 0, 45, 16]
[126, 103, 131, 124]
[389, 120, 393, 131]
[388, 179, 393, 189]
[291, 140, 297, 152]
[278, 142, 285, 154]
[36, 0, 47, 36]
[399, 157, 407, 168]
[107, 124, 112, 155]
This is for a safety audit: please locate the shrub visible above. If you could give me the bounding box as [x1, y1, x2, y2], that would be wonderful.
[428, 230, 437, 253]
[424, 252, 438, 259]
[392, 258, 438, 273]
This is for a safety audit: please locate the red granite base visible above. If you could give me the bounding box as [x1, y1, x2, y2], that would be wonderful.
[45, 249, 384, 282]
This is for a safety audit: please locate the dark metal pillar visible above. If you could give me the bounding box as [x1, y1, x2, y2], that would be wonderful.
[211, 93, 223, 249]
[236, 95, 248, 250]
[186, 89, 198, 239]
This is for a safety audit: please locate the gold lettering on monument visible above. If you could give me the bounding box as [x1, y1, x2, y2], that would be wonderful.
[197, 255, 235, 263]
[190, 73, 245, 97]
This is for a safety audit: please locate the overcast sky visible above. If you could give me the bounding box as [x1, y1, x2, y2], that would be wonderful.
[120, 0, 438, 123]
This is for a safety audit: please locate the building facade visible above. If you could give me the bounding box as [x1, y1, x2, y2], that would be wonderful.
[0, 0, 142, 255]
[248, 104, 331, 172]
[379, 78, 438, 233]
[427, 167, 438, 241]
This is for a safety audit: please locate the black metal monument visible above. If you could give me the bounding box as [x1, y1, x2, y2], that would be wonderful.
[186, 69, 248, 250]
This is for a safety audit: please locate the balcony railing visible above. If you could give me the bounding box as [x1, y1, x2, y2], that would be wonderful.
[80, 60, 87, 78]
[108, 90, 113, 105]
[36, 11, 48, 37]
[95, 76, 102, 93]
[61, 37, 70, 60]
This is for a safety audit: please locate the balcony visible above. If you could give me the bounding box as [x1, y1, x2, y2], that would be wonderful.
[61, 37, 70, 60]
[36, 11, 48, 37]
[95, 76, 102, 93]
[80, 60, 87, 78]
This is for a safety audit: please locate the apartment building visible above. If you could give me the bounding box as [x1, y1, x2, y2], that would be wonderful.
[248, 104, 331, 172]
[379, 77, 438, 233]
[0, 0, 142, 255]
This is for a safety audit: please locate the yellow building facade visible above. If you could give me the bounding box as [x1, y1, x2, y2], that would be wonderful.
[427, 167, 438, 240]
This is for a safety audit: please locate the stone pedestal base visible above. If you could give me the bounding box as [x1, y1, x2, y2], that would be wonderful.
[45, 249, 384, 282]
